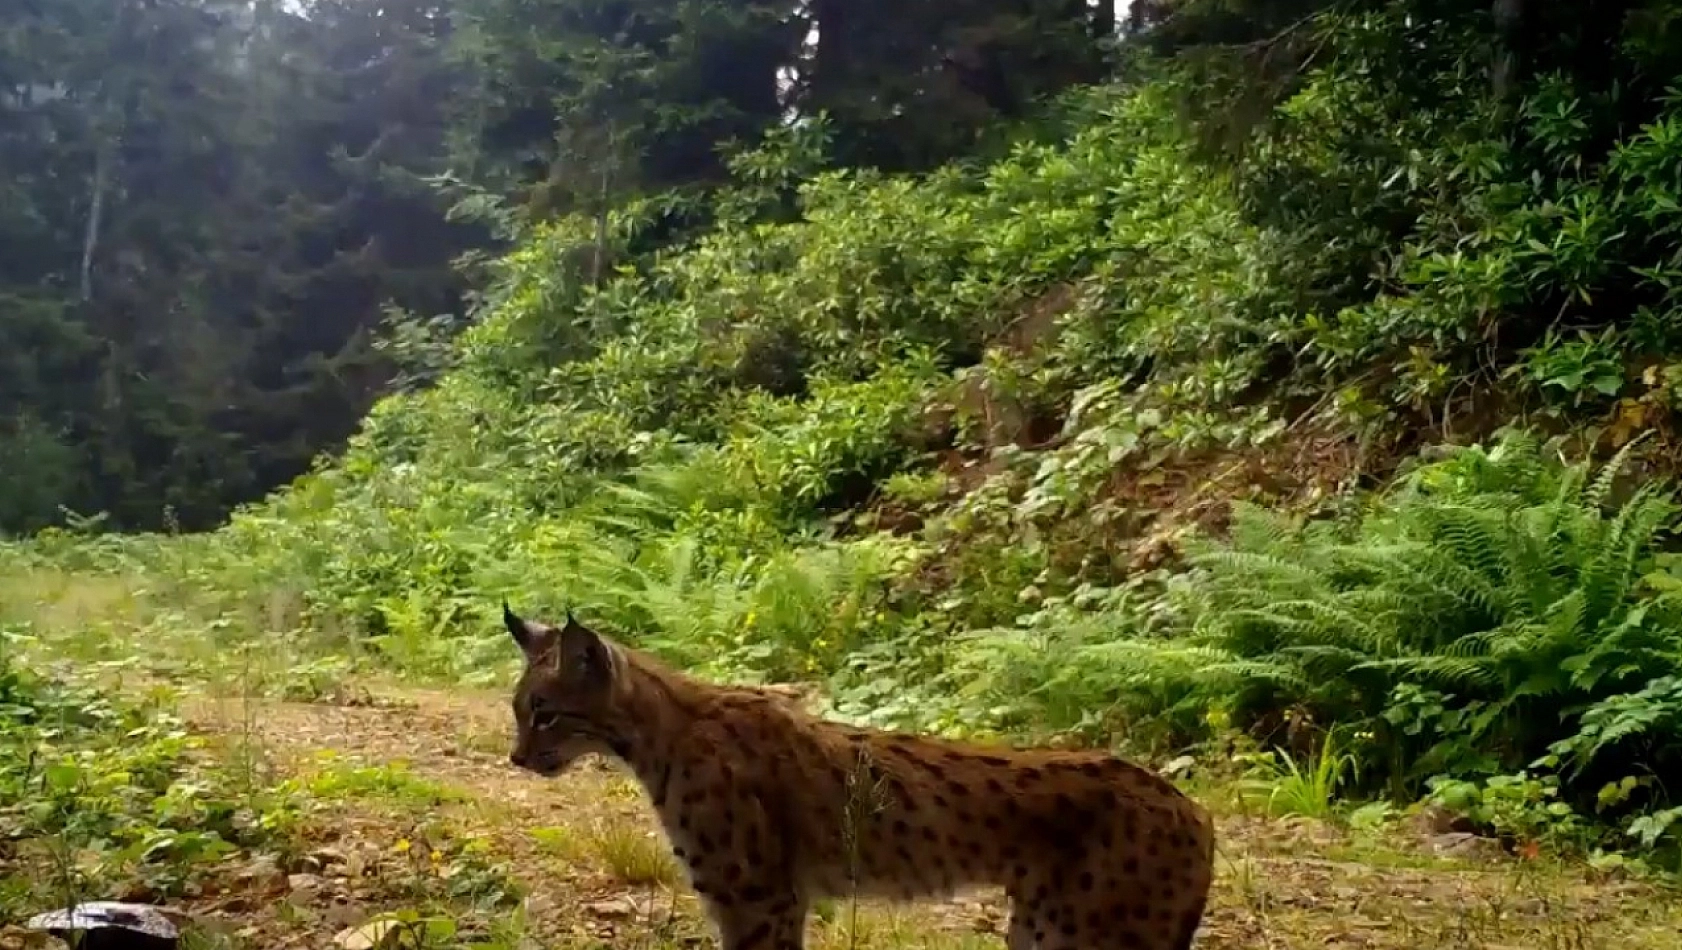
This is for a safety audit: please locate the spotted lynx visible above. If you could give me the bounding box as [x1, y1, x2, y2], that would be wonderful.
[503, 604, 1215, 950]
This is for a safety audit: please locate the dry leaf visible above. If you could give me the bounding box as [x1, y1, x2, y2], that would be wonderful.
[333, 919, 400, 950]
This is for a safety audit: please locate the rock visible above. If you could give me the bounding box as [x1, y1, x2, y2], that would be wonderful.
[583, 896, 639, 919]
[286, 873, 325, 898]
[23, 902, 180, 949]
[308, 847, 349, 869]
[1411, 804, 1474, 836]
[1427, 832, 1505, 860]
[322, 903, 364, 929]
[1160, 755, 1198, 779]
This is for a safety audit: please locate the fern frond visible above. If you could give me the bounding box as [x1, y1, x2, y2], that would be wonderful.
[1356, 654, 1505, 692]
[1585, 430, 1652, 511]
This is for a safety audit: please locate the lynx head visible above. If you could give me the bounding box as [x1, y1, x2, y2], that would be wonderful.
[503, 602, 624, 776]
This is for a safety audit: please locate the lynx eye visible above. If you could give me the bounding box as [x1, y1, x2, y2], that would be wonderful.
[530, 702, 561, 730]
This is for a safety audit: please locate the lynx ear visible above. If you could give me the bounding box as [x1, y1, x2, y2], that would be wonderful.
[504, 600, 534, 653]
[558, 612, 613, 684]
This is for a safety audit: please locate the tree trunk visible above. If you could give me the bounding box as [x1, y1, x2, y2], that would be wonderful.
[80, 139, 111, 302]
[1491, 0, 1523, 102]
[1091, 0, 1116, 44]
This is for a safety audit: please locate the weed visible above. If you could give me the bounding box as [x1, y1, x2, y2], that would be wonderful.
[1238, 731, 1360, 822]
[583, 823, 683, 888]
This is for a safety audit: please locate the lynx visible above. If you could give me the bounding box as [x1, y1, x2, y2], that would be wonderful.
[503, 604, 1215, 950]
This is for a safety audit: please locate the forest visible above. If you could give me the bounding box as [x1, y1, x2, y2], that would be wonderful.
[9, 0, 1682, 947]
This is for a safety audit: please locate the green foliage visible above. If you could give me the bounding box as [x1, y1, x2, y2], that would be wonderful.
[1237, 731, 1360, 822]
[1426, 772, 1595, 852]
[1175, 432, 1682, 785]
[31, 0, 1682, 873]
[0, 640, 302, 908]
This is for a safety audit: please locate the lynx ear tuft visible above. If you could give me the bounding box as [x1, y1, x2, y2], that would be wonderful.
[503, 600, 533, 652]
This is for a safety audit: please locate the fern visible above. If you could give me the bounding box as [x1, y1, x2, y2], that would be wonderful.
[1174, 431, 1682, 805]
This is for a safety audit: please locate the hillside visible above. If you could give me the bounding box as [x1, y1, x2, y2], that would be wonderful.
[11, 1, 1682, 946]
[194, 1, 1682, 841]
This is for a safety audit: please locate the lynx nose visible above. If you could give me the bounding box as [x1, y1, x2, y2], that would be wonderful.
[509, 750, 528, 769]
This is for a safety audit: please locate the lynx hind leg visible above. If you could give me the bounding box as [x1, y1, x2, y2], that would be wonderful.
[1006, 895, 1037, 950]
[1027, 899, 1196, 950]
[1012, 852, 1207, 950]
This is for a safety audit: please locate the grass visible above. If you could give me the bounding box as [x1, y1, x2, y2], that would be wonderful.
[583, 824, 685, 888]
[4, 570, 1682, 950]
[1236, 733, 1361, 822]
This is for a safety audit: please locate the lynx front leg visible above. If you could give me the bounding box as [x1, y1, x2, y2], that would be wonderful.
[704, 890, 808, 950]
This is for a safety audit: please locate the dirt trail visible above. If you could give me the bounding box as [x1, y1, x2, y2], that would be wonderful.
[178, 683, 1682, 950]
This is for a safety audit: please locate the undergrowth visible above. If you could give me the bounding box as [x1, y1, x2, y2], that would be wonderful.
[0, 622, 521, 944]
[0, 636, 297, 917]
[16, 4, 1682, 876]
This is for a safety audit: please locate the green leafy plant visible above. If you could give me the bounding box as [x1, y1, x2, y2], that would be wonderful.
[1237, 730, 1360, 821]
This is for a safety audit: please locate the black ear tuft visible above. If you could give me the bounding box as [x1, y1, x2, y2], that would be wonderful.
[503, 600, 531, 649]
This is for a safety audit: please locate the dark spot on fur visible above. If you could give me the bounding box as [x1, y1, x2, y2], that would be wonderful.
[1079, 871, 1094, 890]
